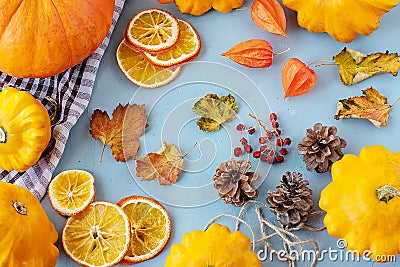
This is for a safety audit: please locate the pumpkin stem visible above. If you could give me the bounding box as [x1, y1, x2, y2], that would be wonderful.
[13, 201, 27, 215]
[377, 185, 400, 203]
[0, 127, 6, 143]
[45, 96, 60, 126]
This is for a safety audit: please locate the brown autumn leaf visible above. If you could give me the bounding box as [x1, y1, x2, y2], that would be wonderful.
[90, 103, 147, 162]
[135, 142, 184, 185]
[334, 87, 397, 128]
[221, 39, 274, 68]
[251, 0, 287, 38]
[282, 58, 317, 99]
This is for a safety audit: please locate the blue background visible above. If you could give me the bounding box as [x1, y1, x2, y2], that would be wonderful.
[42, 0, 400, 266]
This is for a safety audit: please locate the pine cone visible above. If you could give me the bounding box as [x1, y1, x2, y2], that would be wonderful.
[213, 158, 260, 207]
[297, 123, 347, 173]
[266, 172, 313, 228]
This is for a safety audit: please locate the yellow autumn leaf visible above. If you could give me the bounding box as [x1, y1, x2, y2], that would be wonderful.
[192, 93, 238, 132]
[333, 47, 400, 86]
[334, 87, 397, 128]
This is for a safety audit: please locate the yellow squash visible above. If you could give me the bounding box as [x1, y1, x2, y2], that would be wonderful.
[0, 181, 59, 266]
[0, 87, 51, 172]
[165, 223, 261, 266]
[158, 0, 244, 16]
[282, 0, 399, 43]
[320, 145, 400, 262]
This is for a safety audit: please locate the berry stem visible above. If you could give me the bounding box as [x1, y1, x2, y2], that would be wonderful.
[248, 113, 283, 147]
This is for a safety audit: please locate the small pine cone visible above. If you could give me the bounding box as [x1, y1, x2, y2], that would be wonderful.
[267, 172, 313, 228]
[213, 158, 260, 207]
[297, 123, 347, 173]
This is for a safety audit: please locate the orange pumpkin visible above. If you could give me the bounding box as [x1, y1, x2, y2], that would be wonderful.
[0, 0, 115, 78]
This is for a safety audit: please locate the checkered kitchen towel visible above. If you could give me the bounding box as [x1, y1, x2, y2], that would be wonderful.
[0, 0, 125, 200]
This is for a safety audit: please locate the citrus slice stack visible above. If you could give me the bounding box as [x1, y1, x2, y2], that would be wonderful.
[117, 40, 181, 88]
[144, 19, 201, 67]
[117, 8, 201, 88]
[117, 195, 172, 264]
[48, 169, 95, 216]
[62, 201, 131, 267]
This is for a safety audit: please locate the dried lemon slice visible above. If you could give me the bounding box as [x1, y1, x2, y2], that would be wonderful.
[116, 39, 180, 88]
[48, 169, 95, 216]
[126, 8, 179, 52]
[117, 195, 171, 264]
[62, 201, 131, 267]
[144, 19, 201, 67]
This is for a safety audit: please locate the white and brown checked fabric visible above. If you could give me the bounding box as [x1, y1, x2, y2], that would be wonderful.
[0, 0, 125, 200]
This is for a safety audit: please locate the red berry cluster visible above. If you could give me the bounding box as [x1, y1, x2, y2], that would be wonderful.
[234, 112, 291, 164]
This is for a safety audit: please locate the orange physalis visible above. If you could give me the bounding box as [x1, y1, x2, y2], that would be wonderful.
[221, 39, 274, 68]
[282, 58, 317, 99]
[251, 0, 287, 38]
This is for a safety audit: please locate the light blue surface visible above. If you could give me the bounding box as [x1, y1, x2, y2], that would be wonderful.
[41, 0, 400, 266]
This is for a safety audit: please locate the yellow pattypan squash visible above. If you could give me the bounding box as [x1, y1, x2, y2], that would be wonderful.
[320, 145, 400, 262]
[282, 0, 399, 43]
[0, 181, 59, 266]
[165, 223, 261, 266]
[158, 0, 244, 16]
[0, 87, 51, 172]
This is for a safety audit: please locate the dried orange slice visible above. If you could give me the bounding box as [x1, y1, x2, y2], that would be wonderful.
[116, 39, 181, 88]
[62, 201, 131, 267]
[48, 169, 95, 216]
[144, 19, 201, 67]
[117, 195, 171, 264]
[126, 8, 179, 52]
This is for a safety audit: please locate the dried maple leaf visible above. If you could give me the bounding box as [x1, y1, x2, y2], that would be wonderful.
[282, 58, 317, 99]
[192, 93, 238, 132]
[221, 39, 274, 68]
[135, 142, 184, 185]
[334, 87, 397, 128]
[333, 47, 400, 86]
[90, 103, 147, 162]
[251, 0, 287, 38]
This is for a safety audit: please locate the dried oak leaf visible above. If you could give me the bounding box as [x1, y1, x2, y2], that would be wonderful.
[135, 142, 184, 185]
[334, 87, 394, 128]
[90, 103, 147, 162]
[333, 47, 400, 86]
[192, 93, 238, 132]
